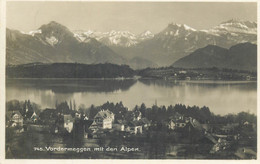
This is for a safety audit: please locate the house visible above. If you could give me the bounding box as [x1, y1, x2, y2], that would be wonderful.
[74, 112, 81, 119]
[221, 123, 239, 133]
[132, 111, 142, 121]
[201, 124, 212, 132]
[169, 112, 184, 121]
[89, 120, 99, 133]
[63, 114, 74, 133]
[126, 121, 142, 134]
[91, 109, 115, 130]
[168, 119, 187, 130]
[189, 118, 204, 131]
[179, 70, 187, 74]
[175, 119, 186, 128]
[181, 117, 206, 133]
[7, 111, 23, 127]
[168, 113, 186, 130]
[82, 114, 89, 120]
[30, 111, 39, 123]
[168, 119, 176, 130]
[113, 120, 126, 131]
[139, 118, 151, 129]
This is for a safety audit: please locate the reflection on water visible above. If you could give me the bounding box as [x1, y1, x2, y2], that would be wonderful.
[6, 78, 137, 93]
[6, 78, 257, 115]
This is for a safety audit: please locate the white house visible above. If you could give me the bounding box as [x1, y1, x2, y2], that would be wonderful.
[30, 111, 39, 122]
[7, 111, 23, 127]
[91, 109, 115, 129]
[63, 114, 74, 133]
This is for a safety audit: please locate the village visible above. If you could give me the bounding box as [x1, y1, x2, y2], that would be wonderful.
[138, 67, 257, 81]
[6, 100, 257, 159]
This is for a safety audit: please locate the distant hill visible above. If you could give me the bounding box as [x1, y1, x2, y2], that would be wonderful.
[172, 42, 257, 71]
[6, 63, 135, 78]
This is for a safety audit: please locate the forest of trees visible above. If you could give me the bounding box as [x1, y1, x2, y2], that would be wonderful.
[6, 63, 135, 78]
[6, 62, 257, 80]
[6, 100, 257, 127]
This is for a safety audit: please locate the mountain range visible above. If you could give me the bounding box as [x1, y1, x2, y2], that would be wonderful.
[109, 19, 256, 66]
[73, 30, 154, 47]
[172, 42, 257, 71]
[7, 22, 125, 65]
[6, 19, 257, 70]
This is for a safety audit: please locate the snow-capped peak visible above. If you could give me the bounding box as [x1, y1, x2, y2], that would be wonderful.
[138, 30, 154, 40]
[73, 30, 153, 47]
[183, 24, 196, 31]
[140, 30, 153, 36]
[83, 30, 95, 36]
[73, 33, 86, 42]
[28, 29, 42, 36]
[167, 23, 196, 31]
[162, 23, 197, 37]
[163, 23, 197, 37]
[208, 19, 257, 35]
[20, 29, 42, 36]
[221, 18, 256, 26]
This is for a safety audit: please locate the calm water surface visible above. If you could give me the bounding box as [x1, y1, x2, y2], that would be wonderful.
[6, 78, 257, 115]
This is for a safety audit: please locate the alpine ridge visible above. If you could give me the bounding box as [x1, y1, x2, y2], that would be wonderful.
[6, 19, 257, 69]
[6, 21, 155, 69]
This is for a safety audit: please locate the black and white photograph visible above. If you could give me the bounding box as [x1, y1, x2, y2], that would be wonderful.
[3, 0, 258, 160]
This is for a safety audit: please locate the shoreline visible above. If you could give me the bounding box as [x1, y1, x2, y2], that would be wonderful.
[6, 77, 257, 82]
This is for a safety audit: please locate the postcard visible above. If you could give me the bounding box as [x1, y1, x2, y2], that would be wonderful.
[1, 0, 258, 162]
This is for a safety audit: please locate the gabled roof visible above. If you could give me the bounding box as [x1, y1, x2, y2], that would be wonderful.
[189, 118, 203, 131]
[31, 111, 38, 118]
[7, 111, 23, 120]
[94, 110, 114, 119]
[90, 120, 98, 127]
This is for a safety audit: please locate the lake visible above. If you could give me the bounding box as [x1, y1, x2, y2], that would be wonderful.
[6, 78, 257, 115]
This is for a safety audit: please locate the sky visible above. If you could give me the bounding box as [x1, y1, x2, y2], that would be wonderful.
[7, 1, 257, 34]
